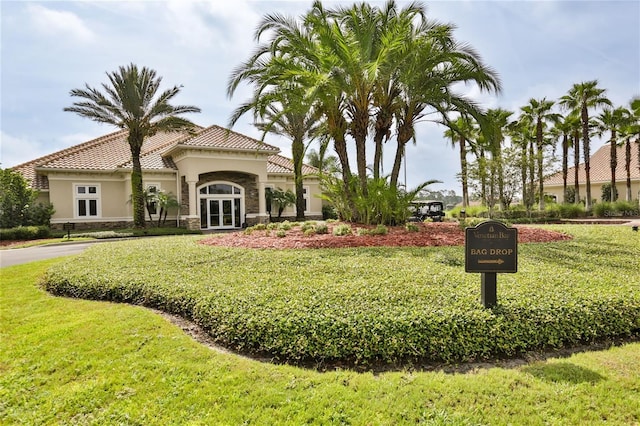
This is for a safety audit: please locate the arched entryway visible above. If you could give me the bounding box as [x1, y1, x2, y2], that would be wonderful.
[198, 182, 243, 229]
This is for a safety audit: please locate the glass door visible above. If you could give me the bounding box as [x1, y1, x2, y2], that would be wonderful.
[209, 200, 220, 227]
[222, 199, 233, 227]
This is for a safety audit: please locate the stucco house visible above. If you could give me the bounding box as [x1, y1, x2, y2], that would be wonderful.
[544, 143, 640, 204]
[13, 125, 322, 230]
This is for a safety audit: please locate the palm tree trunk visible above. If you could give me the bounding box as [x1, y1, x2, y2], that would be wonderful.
[459, 136, 469, 208]
[528, 139, 535, 209]
[352, 106, 369, 196]
[573, 132, 580, 204]
[390, 140, 405, 190]
[536, 120, 545, 210]
[537, 143, 545, 210]
[562, 134, 569, 203]
[625, 139, 632, 201]
[520, 142, 527, 210]
[609, 132, 617, 202]
[292, 137, 306, 220]
[130, 145, 146, 228]
[480, 151, 487, 206]
[333, 134, 355, 218]
[581, 105, 592, 210]
[391, 124, 412, 190]
[373, 111, 392, 180]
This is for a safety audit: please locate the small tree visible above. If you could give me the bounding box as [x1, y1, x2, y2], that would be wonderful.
[270, 188, 296, 219]
[0, 168, 55, 228]
[156, 191, 179, 227]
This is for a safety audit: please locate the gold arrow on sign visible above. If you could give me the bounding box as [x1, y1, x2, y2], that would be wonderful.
[478, 259, 505, 264]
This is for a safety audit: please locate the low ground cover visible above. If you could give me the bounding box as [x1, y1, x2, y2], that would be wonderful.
[3, 260, 640, 424]
[42, 225, 639, 367]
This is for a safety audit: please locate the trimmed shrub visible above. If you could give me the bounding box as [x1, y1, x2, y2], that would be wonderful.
[370, 224, 388, 235]
[405, 223, 420, 232]
[556, 203, 585, 219]
[0, 225, 50, 241]
[315, 223, 329, 234]
[332, 224, 352, 236]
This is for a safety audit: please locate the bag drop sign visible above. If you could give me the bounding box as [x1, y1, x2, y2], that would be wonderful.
[465, 221, 518, 273]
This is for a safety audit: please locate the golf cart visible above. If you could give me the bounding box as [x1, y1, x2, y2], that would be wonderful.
[409, 200, 445, 222]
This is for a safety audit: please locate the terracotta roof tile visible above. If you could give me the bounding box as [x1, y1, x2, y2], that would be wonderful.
[267, 154, 319, 175]
[168, 125, 280, 153]
[545, 143, 640, 186]
[11, 125, 316, 190]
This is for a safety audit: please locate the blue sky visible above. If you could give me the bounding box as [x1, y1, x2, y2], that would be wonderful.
[2, 0, 639, 194]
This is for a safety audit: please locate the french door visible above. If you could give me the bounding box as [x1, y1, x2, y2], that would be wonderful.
[200, 198, 241, 229]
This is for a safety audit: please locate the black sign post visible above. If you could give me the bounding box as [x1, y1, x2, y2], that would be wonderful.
[63, 222, 75, 239]
[465, 220, 518, 308]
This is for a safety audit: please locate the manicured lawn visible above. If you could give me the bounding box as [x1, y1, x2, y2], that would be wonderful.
[2, 257, 639, 424]
[42, 225, 640, 365]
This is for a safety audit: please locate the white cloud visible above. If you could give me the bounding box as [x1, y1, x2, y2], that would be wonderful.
[1, 132, 46, 168]
[27, 4, 95, 43]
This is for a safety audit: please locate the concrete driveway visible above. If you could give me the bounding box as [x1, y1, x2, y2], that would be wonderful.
[1, 241, 98, 268]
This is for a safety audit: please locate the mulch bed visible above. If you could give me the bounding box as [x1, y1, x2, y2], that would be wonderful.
[200, 222, 572, 249]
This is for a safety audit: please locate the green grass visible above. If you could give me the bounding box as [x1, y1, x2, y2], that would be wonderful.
[2, 259, 640, 424]
[42, 226, 640, 365]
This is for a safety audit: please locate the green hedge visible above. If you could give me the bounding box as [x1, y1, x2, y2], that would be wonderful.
[0, 225, 50, 241]
[42, 226, 640, 366]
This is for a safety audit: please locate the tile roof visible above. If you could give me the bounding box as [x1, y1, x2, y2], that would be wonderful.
[11, 125, 317, 190]
[267, 154, 319, 176]
[166, 125, 280, 154]
[545, 143, 640, 186]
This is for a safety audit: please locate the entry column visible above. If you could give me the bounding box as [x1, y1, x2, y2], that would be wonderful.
[182, 180, 200, 230]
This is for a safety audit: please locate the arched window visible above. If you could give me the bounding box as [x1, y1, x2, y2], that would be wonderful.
[198, 182, 243, 229]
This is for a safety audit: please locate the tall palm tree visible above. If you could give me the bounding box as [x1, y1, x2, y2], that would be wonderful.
[64, 64, 200, 228]
[229, 74, 317, 220]
[552, 113, 581, 203]
[483, 108, 513, 210]
[559, 80, 612, 210]
[596, 106, 631, 201]
[507, 118, 533, 210]
[389, 23, 501, 189]
[621, 97, 640, 201]
[444, 115, 477, 208]
[329, 1, 431, 196]
[520, 98, 560, 210]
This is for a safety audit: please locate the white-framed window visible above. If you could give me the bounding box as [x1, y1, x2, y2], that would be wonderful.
[145, 183, 160, 215]
[74, 184, 100, 218]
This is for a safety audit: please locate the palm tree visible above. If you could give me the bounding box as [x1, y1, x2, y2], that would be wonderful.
[306, 147, 340, 175]
[64, 64, 200, 228]
[507, 118, 533, 210]
[596, 106, 631, 201]
[483, 108, 513, 211]
[559, 80, 612, 210]
[245, 3, 356, 215]
[620, 97, 640, 201]
[229, 78, 316, 220]
[389, 22, 501, 189]
[444, 115, 477, 208]
[552, 113, 581, 203]
[520, 98, 560, 210]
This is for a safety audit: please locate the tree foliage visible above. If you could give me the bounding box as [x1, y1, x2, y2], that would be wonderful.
[228, 1, 500, 224]
[0, 168, 54, 228]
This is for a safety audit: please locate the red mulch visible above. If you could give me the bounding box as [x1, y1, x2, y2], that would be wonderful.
[199, 222, 571, 249]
